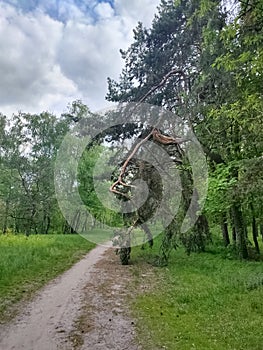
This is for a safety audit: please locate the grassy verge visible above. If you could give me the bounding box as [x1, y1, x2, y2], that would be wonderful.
[0, 234, 95, 321]
[130, 237, 263, 350]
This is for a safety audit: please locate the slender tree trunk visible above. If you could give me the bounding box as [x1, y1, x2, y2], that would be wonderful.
[195, 214, 210, 252]
[232, 204, 248, 259]
[3, 199, 10, 234]
[221, 213, 230, 246]
[232, 225, 236, 243]
[230, 209, 236, 243]
[250, 204, 260, 254]
[45, 216, 51, 235]
[244, 224, 248, 239]
[260, 224, 263, 242]
[252, 216, 260, 254]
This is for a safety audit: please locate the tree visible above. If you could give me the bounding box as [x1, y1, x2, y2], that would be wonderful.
[105, 0, 226, 263]
[201, 0, 263, 257]
[106, 0, 263, 260]
[0, 110, 72, 235]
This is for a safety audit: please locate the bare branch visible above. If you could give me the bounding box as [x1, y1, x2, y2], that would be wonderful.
[137, 69, 186, 104]
[110, 68, 187, 197]
[110, 129, 154, 195]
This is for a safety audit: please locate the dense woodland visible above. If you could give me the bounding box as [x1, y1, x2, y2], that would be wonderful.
[0, 0, 262, 261]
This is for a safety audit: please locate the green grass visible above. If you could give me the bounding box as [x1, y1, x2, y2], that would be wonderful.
[130, 238, 263, 350]
[0, 234, 95, 321]
[81, 227, 114, 244]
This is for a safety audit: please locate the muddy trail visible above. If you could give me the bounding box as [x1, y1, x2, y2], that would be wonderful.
[0, 245, 153, 350]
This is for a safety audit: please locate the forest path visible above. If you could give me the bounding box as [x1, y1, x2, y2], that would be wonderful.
[0, 244, 143, 350]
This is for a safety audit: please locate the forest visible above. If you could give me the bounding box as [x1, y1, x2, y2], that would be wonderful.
[0, 1, 263, 349]
[1, 0, 262, 263]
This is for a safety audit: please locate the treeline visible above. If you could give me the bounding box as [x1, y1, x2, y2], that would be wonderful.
[0, 102, 116, 236]
[106, 0, 263, 258]
[0, 110, 70, 235]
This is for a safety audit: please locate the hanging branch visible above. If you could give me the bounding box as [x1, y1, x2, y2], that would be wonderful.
[109, 130, 153, 196]
[109, 128, 185, 196]
[109, 68, 187, 197]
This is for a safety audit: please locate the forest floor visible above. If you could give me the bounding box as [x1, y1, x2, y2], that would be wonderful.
[0, 244, 154, 350]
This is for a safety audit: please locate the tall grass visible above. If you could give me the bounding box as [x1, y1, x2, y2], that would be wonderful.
[130, 236, 263, 350]
[0, 234, 95, 321]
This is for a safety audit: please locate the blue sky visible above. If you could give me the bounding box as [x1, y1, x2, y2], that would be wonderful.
[4, 0, 115, 22]
[0, 0, 160, 116]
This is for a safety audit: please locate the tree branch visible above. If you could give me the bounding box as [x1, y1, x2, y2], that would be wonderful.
[137, 69, 186, 104]
[110, 68, 187, 197]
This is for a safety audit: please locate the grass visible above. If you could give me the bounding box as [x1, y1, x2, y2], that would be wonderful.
[81, 227, 114, 244]
[0, 234, 95, 321]
[130, 236, 263, 350]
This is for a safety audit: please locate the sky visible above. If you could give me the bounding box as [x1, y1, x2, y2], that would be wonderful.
[0, 0, 160, 116]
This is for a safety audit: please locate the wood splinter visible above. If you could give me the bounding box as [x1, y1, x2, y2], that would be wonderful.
[152, 128, 185, 145]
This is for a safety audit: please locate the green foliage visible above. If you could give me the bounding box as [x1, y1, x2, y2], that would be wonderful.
[0, 111, 73, 235]
[205, 164, 238, 219]
[78, 145, 123, 227]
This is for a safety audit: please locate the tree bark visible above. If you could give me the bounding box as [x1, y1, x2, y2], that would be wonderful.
[251, 204, 260, 254]
[232, 204, 248, 259]
[252, 216, 260, 254]
[45, 216, 51, 235]
[221, 213, 230, 246]
[232, 225, 236, 243]
[260, 224, 263, 242]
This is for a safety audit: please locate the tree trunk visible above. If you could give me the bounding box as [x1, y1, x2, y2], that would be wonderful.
[195, 214, 210, 252]
[3, 199, 10, 234]
[260, 224, 263, 242]
[252, 217, 260, 254]
[230, 209, 236, 243]
[232, 226, 236, 243]
[232, 204, 248, 259]
[250, 204, 260, 254]
[221, 213, 230, 246]
[45, 216, 51, 235]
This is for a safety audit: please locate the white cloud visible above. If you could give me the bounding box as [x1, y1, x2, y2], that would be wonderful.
[57, 0, 91, 23]
[94, 2, 114, 19]
[0, 0, 160, 116]
[57, 16, 130, 110]
[115, 0, 159, 27]
[0, 3, 78, 114]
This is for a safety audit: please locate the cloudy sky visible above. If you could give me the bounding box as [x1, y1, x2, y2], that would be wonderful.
[0, 0, 160, 116]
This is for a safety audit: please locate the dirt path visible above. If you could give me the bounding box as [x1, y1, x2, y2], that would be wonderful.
[69, 249, 144, 350]
[0, 244, 142, 350]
